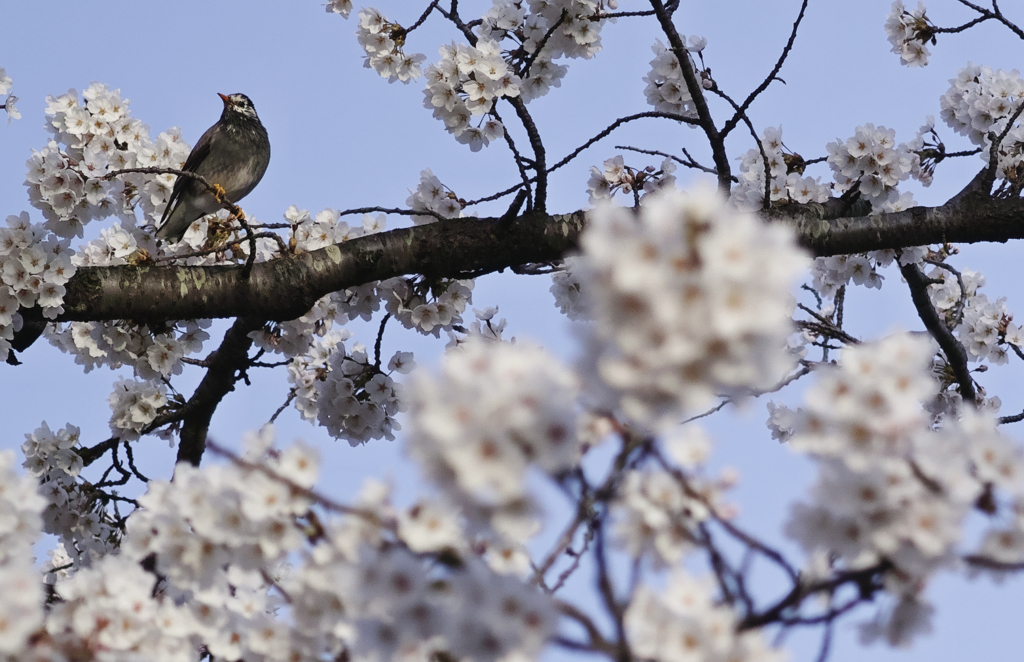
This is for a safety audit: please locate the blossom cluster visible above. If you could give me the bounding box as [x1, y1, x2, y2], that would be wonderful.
[643, 37, 708, 117]
[343, 1, 608, 148]
[825, 123, 919, 213]
[626, 571, 785, 662]
[357, 8, 427, 84]
[422, 39, 518, 151]
[0, 66, 18, 123]
[927, 265, 1024, 365]
[0, 449, 46, 658]
[407, 339, 580, 539]
[476, 0, 608, 100]
[35, 83, 191, 235]
[809, 246, 928, 299]
[783, 334, 1024, 644]
[731, 126, 832, 210]
[21, 422, 121, 569]
[550, 255, 587, 320]
[586, 155, 678, 204]
[406, 168, 464, 223]
[46, 319, 209, 379]
[884, 1, 933, 67]
[0, 212, 77, 361]
[939, 64, 1024, 181]
[579, 186, 808, 425]
[314, 335, 408, 445]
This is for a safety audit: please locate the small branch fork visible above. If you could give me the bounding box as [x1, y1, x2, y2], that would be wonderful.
[104, 167, 263, 275]
[899, 261, 978, 403]
[950, 0, 1024, 40]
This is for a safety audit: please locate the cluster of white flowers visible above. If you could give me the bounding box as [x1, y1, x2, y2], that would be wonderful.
[357, 8, 427, 84]
[586, 155, 678, 204]
[345, 1, 608, 148]
[325, 0, 352, 18]
[407, 339, 580, 539]
[731, 126, 832, 210]
[0, 212, 77, 361]
[643, 37, 708, 117]
[884, 1, 933, 67]
[406, 168, 464, 223]
[421, 39, 518, 151]
[614, 470, 708, 565]
[808, 246, 927, 298]
[579, 186, 808, 425]
[389, 277, 476, 337]
[46, 320, 207, 378]
[614, 427, 734, 565]
[36, 84, 191, 234]
[43, 555, 201, 661]
[939, 64, 1024, 180]
[445, 306, 510, 348]
[476, 0, 607, 99]
[315, 338, 408, 445]
[107, 377, 169, 440]
[550, 255, 587, 320]
[904, 115, 940, 186]
[927, 266, 1024, 365]
[21, 421, 121, 569]
[825, 123, 919, 213]
[112, 430, 555, 662]
[326, 545, 555, 662]
[0, 66, 19, 123]
[626, 571, 785, 662]
[290, 207, 386, 252]
[783, 334, 1024, 644]
[0, 449, 46, 659]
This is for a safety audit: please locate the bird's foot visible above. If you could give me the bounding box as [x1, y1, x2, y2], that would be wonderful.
[212, 184, 227, 202]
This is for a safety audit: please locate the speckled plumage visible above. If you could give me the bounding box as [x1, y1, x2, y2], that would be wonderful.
[156, 93, 270, 243]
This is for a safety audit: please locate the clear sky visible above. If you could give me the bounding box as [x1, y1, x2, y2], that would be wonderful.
[2, 1, 1023, 660]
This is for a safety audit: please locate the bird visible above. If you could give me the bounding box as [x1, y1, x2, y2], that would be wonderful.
[156, 93, 270, 243]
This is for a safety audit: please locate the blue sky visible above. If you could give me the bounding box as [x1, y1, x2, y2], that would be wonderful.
[2, 1, 1024, 660]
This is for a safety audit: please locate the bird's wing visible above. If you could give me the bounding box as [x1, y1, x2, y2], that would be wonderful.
[160, 125, 217, 225]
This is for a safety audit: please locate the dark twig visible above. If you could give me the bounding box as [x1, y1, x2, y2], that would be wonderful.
[899, 262, 977, 403]
[124, 441, 149, 483]
[505, 97, 548, 213]
[464, 111, 700, 206]
[269, 389, 297, 425]
[982, 100, 1024, 192]
[963, 554, 1024, 571]
[614, 144, 738, 181]
[711, 87, 772, 206]
[373, 313, 392, 372]
[952, 0, 1024, 40]
[923, 258, 969, 326]
[490, 105, 534, 213]
[649, 0, 732, 191]
[998, 409, 1024, 424]
[405, 0, 441, 33]
[720, 0, 810, 139]
[521, 10, 567, 79]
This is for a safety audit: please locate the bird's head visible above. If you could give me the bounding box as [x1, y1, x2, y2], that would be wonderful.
[218, 93, 259, 121]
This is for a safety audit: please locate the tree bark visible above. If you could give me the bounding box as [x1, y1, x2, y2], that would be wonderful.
[27, 197, 1024, 327]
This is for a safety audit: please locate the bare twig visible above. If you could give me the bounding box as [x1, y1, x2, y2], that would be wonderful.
[720, 0, 810, 139]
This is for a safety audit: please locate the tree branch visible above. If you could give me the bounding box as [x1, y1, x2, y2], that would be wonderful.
[9, 198, 1024, 336]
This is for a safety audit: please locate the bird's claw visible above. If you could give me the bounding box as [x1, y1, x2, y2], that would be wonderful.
[212, 184, 227, 202]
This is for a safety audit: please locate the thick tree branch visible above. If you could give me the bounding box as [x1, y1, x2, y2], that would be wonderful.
[899, 262, 977, 403]
[176, 316, 264, 466]
[8, 198, 1024, 334]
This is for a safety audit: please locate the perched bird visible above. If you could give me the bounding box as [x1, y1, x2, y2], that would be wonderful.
[156, 93, 270, 243]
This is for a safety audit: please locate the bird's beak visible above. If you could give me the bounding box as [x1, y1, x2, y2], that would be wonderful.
[218, 93, 231, 106]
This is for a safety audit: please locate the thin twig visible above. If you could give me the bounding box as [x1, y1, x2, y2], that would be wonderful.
[720, 0, 810, 139]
